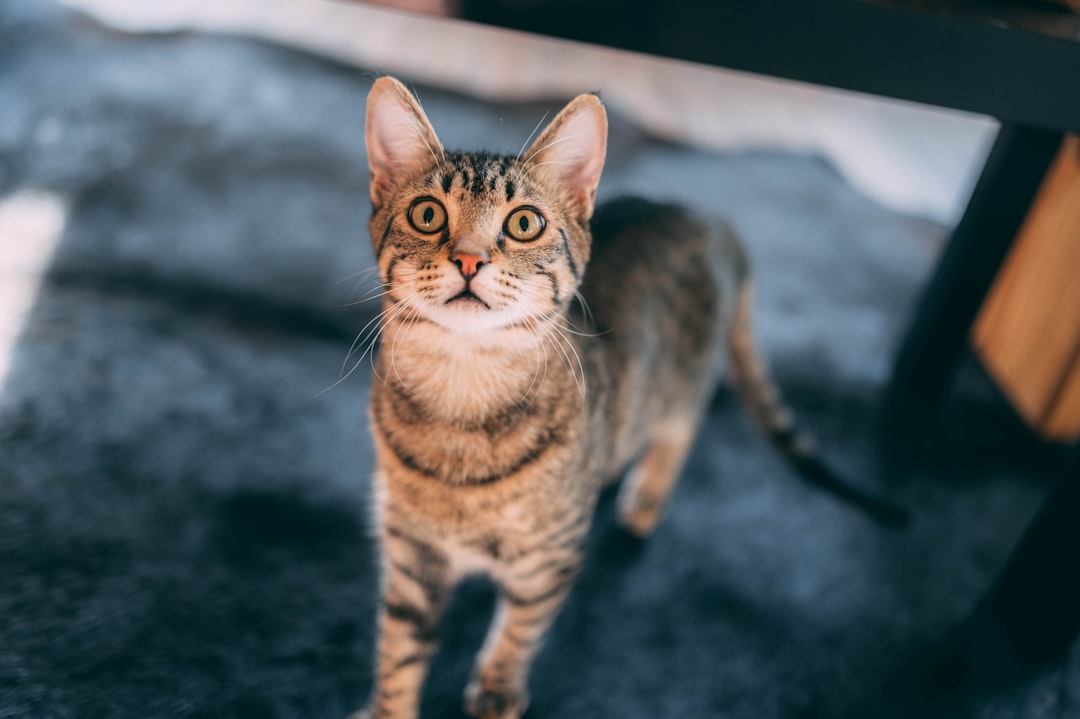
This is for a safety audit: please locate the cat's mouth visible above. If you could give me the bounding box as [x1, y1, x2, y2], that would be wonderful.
[445, 289, 491, 309]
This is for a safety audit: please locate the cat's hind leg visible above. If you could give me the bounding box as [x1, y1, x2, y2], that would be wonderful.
[616, 418, 699, 538]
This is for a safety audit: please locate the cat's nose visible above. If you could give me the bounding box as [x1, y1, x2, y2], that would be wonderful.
[451, 251, 487, 279]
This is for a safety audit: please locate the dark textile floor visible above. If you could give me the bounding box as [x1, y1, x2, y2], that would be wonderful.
[1, 2, 1077, 718]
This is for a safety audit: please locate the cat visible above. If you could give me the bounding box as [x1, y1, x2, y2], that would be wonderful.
[352, 76, 901, 719]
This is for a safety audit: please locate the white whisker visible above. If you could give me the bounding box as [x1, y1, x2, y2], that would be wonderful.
[408, 90, 446, 165]
[518, 315, 549, 406]
[522, 132, 578, 166]
[321, 290, 421, 396]
[542, 316, 586, 398]
[517, 109, 552, 160]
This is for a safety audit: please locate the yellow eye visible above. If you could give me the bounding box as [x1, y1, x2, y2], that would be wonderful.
[407, 198, 447, 234]
[504, 207, 546, 242]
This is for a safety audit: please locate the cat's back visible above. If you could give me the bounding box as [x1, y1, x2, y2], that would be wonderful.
[581, 197, 745, 335]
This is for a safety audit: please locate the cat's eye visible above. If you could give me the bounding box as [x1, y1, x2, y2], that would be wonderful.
[504, 207, 546, 242]
[407, 198, 447, 234]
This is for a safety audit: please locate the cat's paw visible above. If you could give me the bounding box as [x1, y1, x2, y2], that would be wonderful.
[616, 482, 662, 538]
[464, 680, 529, 719]
[618, 503, 661, 538]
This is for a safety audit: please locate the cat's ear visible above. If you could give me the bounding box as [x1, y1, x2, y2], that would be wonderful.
[365, 76, 444, 206]
[523, 93, 608, 219]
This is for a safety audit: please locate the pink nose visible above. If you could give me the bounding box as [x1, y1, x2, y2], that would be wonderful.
[451, 252, 486, 279]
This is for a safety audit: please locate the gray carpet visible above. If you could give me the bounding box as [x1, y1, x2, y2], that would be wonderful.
[1, 2, 1076, 718]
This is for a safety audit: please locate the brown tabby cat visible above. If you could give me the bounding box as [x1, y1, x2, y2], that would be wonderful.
[353, 76, 893, 719]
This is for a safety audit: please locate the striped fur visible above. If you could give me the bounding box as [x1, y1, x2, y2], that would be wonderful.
[351, 77, 886, 719]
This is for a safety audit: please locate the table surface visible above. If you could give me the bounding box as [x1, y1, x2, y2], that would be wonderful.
[456, 0, 1080, 133]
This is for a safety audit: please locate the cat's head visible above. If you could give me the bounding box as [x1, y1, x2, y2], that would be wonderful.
[365, 76, 607, 335]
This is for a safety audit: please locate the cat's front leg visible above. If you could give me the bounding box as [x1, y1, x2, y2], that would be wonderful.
[465, 545, 584, 719]
[352, 526, 453, 719]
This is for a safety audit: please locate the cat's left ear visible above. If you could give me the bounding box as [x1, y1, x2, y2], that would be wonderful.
[365, 76, 444, 206]
[524, 93, 608, 219]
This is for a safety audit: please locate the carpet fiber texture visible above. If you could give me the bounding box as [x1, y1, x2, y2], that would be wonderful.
[1, 3, 1076, 718]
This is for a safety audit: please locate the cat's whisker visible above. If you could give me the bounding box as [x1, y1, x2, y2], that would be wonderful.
[515, 279, 600, 338]
[530, 306, 587, 397]
[543, 319, 586, 399]
[345, 283, 386, 306]
[356, 267, 424, 307]
[352, 283, 416, 340]
[328, 289, 421, 395]
[520, 158, 577, 183]
[340, 303, 396, 377]
[332, 265, 382, 287]
[521, 132, 579, 167]
[572, 289, 598, 330]
[333, 267, 388, 306]
[322, 310, 401, 396]
[362, 296, 420, 389]
[517, 315, 550, 406]
[385, 297, 425, 391]
[516, 295, 586, 399]
[405, 99, 445, 168]
[543, 312, 599, 338]
[410, 92, 447, 165]
[517, 109, 552, 161]
[342, 282, 409, 307]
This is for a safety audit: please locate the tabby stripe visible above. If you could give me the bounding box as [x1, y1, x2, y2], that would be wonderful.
[471, 170, 486, 195]
[517, 519, 585, 557]
[548, 526, 587, 552]
[383, 254, 401, 288]
[385, 601, 439, 643]
[385, 377, 435, 425]
[436, 226, 451, 249]
[376, 221, 394, 259]
[384, 524, 448, 568]
[476, 398, 544, 438]
[378, 427, 440, 480]
[504, 179, 515, 202]
[378, 417, 562, 486]
[534, 265, 561, 307]
[502, 626, 534, 649]
[513, 554, 580, 581]
[559, 229, 580, 280]
[389, 558, 446, 606]
[386, 652, 427, 676]
[386, 376, 540, 436]
[475, 426, 563, 485]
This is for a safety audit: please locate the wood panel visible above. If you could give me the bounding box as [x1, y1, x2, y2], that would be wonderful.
[973, 135, 1080, 442]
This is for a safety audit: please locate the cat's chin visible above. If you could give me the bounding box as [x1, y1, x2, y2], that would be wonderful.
[422, 302, 530, 337]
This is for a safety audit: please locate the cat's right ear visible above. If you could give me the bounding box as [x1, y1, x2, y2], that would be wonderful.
[523, 92, 608, 219]
[365, 77, 444, 206]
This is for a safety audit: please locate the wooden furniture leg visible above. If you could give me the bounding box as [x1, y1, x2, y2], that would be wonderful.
[885, 124, 1063, 444]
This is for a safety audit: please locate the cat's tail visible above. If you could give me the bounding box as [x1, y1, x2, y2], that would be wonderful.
[726, 280, 909, 528]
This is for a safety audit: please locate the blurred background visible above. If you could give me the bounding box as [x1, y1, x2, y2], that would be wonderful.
[51, 0, 997, 226]
[2, 1, 1076, 718]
